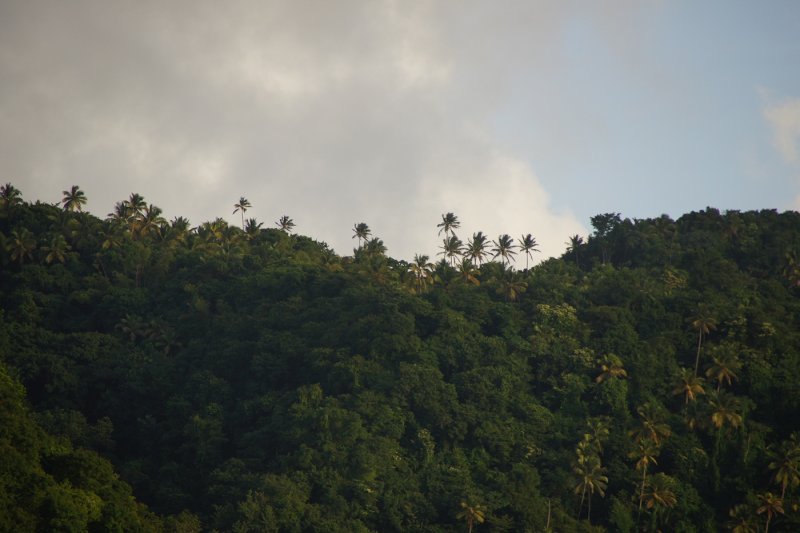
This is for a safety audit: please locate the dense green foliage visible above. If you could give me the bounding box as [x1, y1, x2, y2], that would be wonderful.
[2, 184, 800, 531]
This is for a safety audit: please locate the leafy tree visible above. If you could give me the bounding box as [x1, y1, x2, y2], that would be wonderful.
[41, 234, 72, 265]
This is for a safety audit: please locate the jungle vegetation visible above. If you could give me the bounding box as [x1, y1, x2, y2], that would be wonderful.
[1, 183, 800, 532]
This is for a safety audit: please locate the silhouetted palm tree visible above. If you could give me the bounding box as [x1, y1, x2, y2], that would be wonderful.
[233, 197, 251, 229]
[439, 235, 463, 266]
[61, 185, 87, 212]
[352, 222, 371, 248]
[491, 234, 517, 266]
[276, 215, 295, 233]
[465, 231, 490, 266]
[518, 233, 540, 268]
[437, 212, 460, 237]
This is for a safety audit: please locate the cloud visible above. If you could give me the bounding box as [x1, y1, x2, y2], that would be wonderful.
[764, 97, 800, 164]
[0, 0, 585, 262]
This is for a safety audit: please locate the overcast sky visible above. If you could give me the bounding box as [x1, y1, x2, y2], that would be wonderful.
[2, 1, 799, 262]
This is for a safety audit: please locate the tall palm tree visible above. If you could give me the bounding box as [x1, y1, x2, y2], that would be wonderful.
[61, 185, 87, 212]
[276, 215, 295, 233]
[409, 254, 434, 294]
[573, 458, 608, 522]
[438, 235, 463, 266]
[629, 437, 660, 512]
[705, 349, 742, 391]
[233, 196, 251, 229]
[595, 354, 628, 383]
[352, 222, 371, 248]
[456, 501, 485, 533]
[518, 233, 540, 269]
[465, 231, 490, 266]
[495, 267, 527, 302]
[673, 367, 706, 405]
[767, 434, 800, 499]
[756, 492, 784, 533]
[491, 234, 517, 266]
[437, 212, 460, 237]
[691, 312, 717, 376]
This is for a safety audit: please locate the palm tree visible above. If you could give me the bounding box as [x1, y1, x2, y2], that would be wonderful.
[61, 185, 87, 212]
[705, 349, 742, 391]
[457, 257, 480, 286]
[518, 233, 540, 269]
[629, 403, 672, 447]
[7, 228, 36, 265]
[708, 390, 743, 433]
[42, 234, 71, 264]
[437, 212, 460, 237]
[456, 501, 485, 533]
[127, 193, 147, 219]
[641, 473, 677, 529]
[585, 417, 610, 454]
[244, 218, 263, 239]
[565, 234, 584, 266]
[728, 504, 759, 533]
[352, 222, 371, 248]
[233, 197, 251, 229]
[756, 492, 784, 533]
[276, 215, 295, 233]
[595, 354, 628, 383]
[465, 231, 490, 266]
[673, 367, 706, 405]
[438, 235, 463, 266]
[573, 459, 608, 521]
[495, 267, 527, 302]
[767, 434, 800, 499]
[629, 437, 660, 512]
[409, 254, 434, 294]
[0, 183, 22, 211]
[691, 312, 717, 376]
[491, 234, 517, 266]
[136, 204, 166, 239]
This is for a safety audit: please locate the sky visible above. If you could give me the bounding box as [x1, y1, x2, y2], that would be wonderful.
[2, 0, 799, 262]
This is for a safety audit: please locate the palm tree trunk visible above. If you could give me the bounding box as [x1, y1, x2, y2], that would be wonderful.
[694, 332, 703, 376]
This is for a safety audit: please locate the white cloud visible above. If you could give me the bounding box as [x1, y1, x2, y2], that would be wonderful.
[0, 0, 586, 262]
[764, 97, 800, 164]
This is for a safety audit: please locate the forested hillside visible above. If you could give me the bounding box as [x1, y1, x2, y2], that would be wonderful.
[1, 183, 800, 532]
